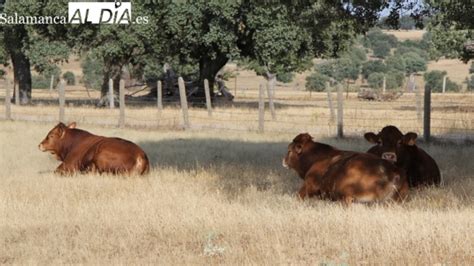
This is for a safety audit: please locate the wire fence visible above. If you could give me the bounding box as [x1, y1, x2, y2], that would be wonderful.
[0, 77, 473, 141]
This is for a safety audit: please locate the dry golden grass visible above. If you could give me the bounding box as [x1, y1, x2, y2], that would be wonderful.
[383, 30, 426, 41]
[1, 120, 473, 264]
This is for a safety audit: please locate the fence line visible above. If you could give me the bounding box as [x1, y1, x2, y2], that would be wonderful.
[0, 77, 473, 141]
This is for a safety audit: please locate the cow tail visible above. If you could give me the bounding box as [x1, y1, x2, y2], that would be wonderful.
[135, 153, 150, 175]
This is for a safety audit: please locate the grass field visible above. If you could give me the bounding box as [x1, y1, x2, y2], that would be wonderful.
[1, 120, 473, 264]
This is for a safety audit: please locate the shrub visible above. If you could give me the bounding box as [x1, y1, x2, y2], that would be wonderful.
[445, 79, 460, 92]
[276, 72, 294, 83]
[372, 40, 391, 58]
[367, 72, 385, 90]
[62, 71, 75, 85]
[32, 75, 50, 89]
[403, 52, 427, 74]
[395, 46, 429, 60]
[81, 52, 104, 90]
[385, 56, 406, 73]
[385, 71, 405, 90]
[32, 66, 61, 89]
[0, 69, 5, 79]
[469, 62, 474, 74]
[305, 72, 329, 92]
[346, 46, 367, 66]
[363, 28, 398, 49]
[361, 60, 387, 79]
[423, 70, 446, 92]
[468, 75, 474, 91]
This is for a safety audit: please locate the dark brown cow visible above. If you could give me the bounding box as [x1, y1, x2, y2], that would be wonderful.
[39, 122, 149, 175]
[282, 133, 408, 204]
[364, 125, 441, 187]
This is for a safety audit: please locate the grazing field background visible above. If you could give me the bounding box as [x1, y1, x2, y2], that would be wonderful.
[1, 121, 473, 264]
[0, 30, 473, 140]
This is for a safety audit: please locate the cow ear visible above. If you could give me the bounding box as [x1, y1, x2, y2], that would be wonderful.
[295, 144, 303, 154]
[364, 132, 380, 144]
[67, 122, 76, 129]
[403, 132, 417, 146]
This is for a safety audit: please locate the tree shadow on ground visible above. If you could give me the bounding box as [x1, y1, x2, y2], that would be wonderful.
[138, 135, 474, 201]
[139, 138, 300, 199]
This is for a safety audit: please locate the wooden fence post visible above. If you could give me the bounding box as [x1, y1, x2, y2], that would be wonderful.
[119, 79, 125, 128]
[157, 80, 163, 110]
[382, 75, 386, 94]
[204, 79, 212, 117]
[178, 77, 190, 129]
[5, 78, 12, 120]
[258, 83, 265, 133]
[337, 83, 344, 138]
[108, 79, 115, 109]
[49, 75, 55, 92]
[415, 84, 422, 122]
[14, 81, 19, 105]
[58, 80, 66, 123]
[326, 82, 335, 123]
[423, 85, 431, 142]
[267, 75, 276, 120]
[442, 76, 447, 93]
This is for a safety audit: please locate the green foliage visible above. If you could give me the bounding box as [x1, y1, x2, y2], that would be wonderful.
[367, 72, 385, 90]
[469, 62, 474, 74]
[62, 71, 75, 85]
[372, 40, 391, 58]
[31, 75, 50, 89]
[468, 75, 474, 91]
[32, 65, 61, 89]
[26, 38, 70, 74]
[402, 52, 427, 74]
[305, 72, 329, 92]
[138, 61, 163, 83]
[276, 72, 294, 83]
[0, 69, 5, 79]
[361, 60, 387, 79]
[362, 28, 398, 49]
[347, 46, 367, 65]
[423, 70, 451, 92]
[41, 66, 61, 88]
[316, 57, 359, 83]
[445, 79, 460, 92]
[425, 1, 474, 62]
[394, 45, 429, 60]
[0, 36, 7, 66]
[385, 71, 405, 90]
[399, 15, 416, 30]
[385, 56, 406, 73]
[81, 52, 103, 91]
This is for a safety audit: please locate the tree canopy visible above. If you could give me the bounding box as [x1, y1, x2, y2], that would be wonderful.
[2, 0, 471, 103]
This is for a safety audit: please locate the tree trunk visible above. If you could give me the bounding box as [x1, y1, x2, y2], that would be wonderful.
[4, 26, 32, 104]
[198, 54, 228, 97]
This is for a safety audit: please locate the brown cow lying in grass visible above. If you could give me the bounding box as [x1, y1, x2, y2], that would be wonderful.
[364, 125, 441, 188]
[282, 133, 408, 204]
[39, 122, 149, 175]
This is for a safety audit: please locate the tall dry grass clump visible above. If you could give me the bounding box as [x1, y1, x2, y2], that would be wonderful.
[1, 121, 473, 264]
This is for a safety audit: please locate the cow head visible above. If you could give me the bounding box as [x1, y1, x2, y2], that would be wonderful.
[282, 133, 313, 169]
[364, 126, 418, 163]
[38, 122, 76, 157]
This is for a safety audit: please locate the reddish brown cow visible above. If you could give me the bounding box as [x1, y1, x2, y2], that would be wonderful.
[364, 125, 441, 187]
[282, 133, 408, 204]
[39, 122, 149, 175]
